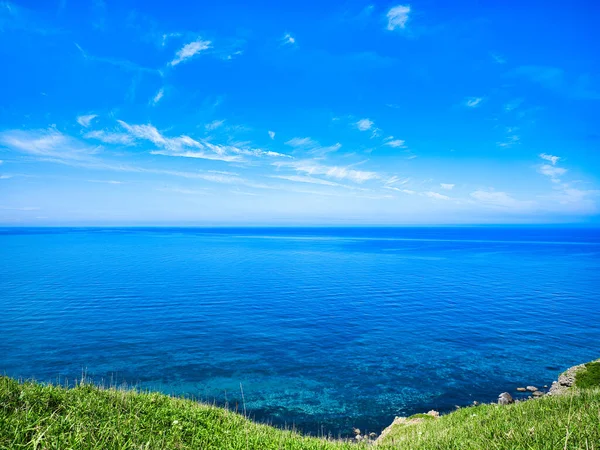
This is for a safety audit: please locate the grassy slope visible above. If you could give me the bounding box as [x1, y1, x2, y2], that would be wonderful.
[1, 376, 600, 449]
[0, 377, 357, 450]
[377, 388, 600, 449]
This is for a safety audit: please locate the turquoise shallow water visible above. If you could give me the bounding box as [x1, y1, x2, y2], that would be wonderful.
[1, 227, 599, 435]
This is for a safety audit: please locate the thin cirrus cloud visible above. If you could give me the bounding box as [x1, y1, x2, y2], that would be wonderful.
[386, 5, 410, 30]
[0, 128, 98, 161]
[356, 118, 374, 131]
[84, 130, 135, 145]
[491, 53, 506, 64]
[281, 33, 295, 46]
[538, 164, 567, 182]
[470, 190, 532, 210]
[77, 114, 97, 127]
[424, 191, 450, 200]
[116, 120, 290, 162]
[538, 153, 566, 182]
[169, 39, 212, 66]
[285, 137, 341, 155]
[497, 135, 520, 148]
[268, 131, 275, 140]
[0, 127, 285, 191]
[117, 121, 243, 162]
[440, 183, 454, 190]
[384, 138, 407, 148]
[151, 88, 164, 105]
[205, 120, 225, 131]
[270, 174, 343, 187]
[540, 153, 560, 165]
[274, 159, 380, 184]
[465, 97, 483, 108]
[385, 186, 416, 194]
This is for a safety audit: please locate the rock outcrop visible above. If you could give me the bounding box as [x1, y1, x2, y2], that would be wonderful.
[498, 392, 514, 405]
[548, 363, 586, 396]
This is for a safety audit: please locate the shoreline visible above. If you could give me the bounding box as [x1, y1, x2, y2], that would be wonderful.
[372, 358, 600, 443]
[1, 358, 599, 448]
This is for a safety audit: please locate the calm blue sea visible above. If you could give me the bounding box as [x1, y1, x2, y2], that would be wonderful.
[1, 227, 599, 435]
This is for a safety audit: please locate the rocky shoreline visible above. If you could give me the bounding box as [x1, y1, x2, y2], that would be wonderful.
[364, 359, 599, 444]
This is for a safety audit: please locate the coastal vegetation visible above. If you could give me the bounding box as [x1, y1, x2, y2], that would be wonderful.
[1, 362, 599, 449]
[575, 361, 600, 389]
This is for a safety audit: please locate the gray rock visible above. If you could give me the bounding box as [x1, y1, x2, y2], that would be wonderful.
[498, 392, 514, 405]
[517, 387, 527, 392]
[532, 390, 544, 397]
[548, 362, 592, 396]
[526, 386, 538, 392]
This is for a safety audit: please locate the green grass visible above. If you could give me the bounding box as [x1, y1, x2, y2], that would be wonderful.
[406, 413, 435, 421]
[575, 362, 600, 390]
[0, 376, 359, 450]
[377, 388, 600, 449]
[2, 376, 600, 449]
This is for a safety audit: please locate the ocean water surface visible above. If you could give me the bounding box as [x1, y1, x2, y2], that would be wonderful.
[1, 227, 599, 435]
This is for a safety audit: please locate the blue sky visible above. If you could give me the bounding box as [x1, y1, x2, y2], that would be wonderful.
[0, 0, 599, 225]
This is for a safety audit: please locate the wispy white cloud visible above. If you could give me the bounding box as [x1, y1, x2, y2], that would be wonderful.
[538, 164, 567, 182]
[84, 130, 135, 145]
[169, 39, 211, 66]
[117, 120, 289, 162]
[205, 120, 224, 131]
[231, 147, 292, 159]
[504, 98, 523, 111]
[156, 186, 209, 195]
[491, 53, 506, 64]
[151, 88, 164, 106]
[75, 43, 160, 75]
[224, 50, 244, 60]
[117, 121, 240, 162]
[161, 32, 182, 47]
[150, 149, 242, 162]
[540, 153, 560, 165]
[386, 5, 410, 30]
[424, 191, 450, 200]
[274, 159, 380, 184]
[0, 128, 98, 161]
[268, 130, 275, 140]
[87, 179, 124, 184]
[286, 137, 317, 148]
[0, 206, 41, 211]
[384, 137, 406, 148]
[77, 114, 97, 127]
[385, 186, 415, 194]
[497, 134, 520, 148]
[0, 132, 277, 189]
[285, 137, 341, 155]
[470, 190, 532, 210]
[551, 187, 600, 208]
[537, 154, 566, 182]
[465, 97, 483, 108]
[440, 183, 454, 190]
[385, 176, 410, 186]
[281, 33, 296, 45]
[270, 174, 342, 187]
[356, 118, 374, 131]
